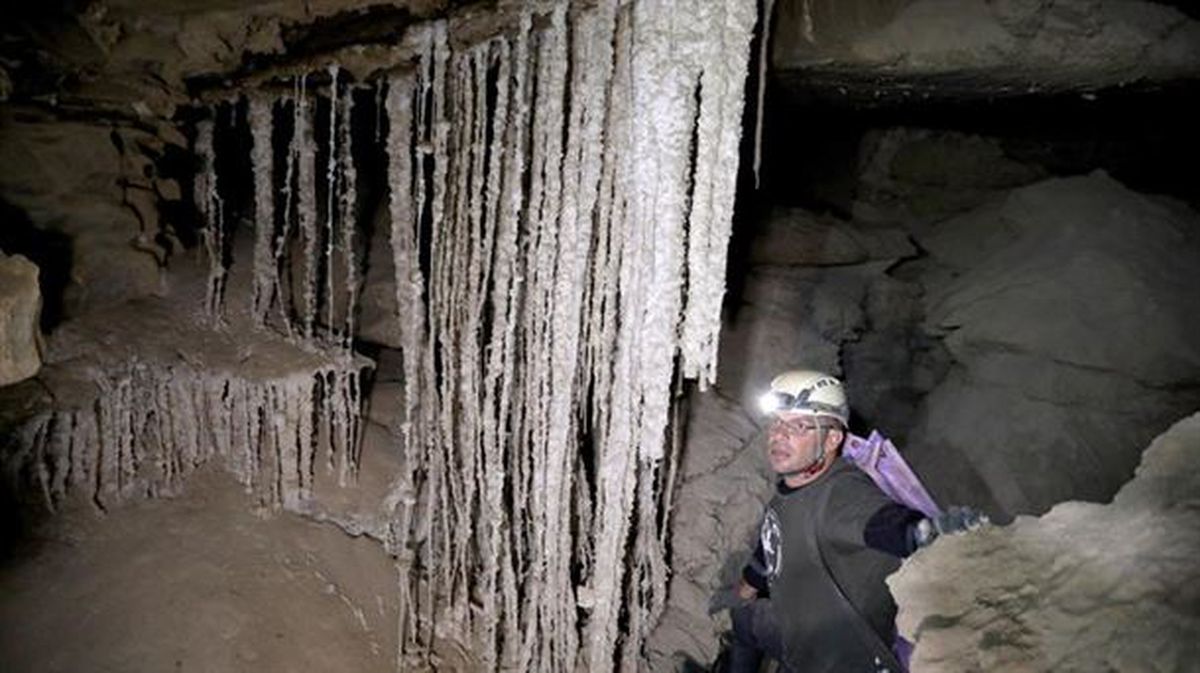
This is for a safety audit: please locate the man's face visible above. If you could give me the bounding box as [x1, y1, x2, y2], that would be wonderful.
[767, 413, 836, 475]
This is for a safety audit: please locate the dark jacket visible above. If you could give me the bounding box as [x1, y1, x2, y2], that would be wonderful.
[754, 460, 911, 672]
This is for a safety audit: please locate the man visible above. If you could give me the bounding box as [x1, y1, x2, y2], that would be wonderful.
[724, 370, 980, 673]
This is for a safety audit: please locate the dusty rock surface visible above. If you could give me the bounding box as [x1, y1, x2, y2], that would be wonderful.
[0, 253, 41, 385]
[0, 467, 397, 673]
[890, 411, 1200, 672]
[356, 202, 403, 349]
[717, 263, 877, 411]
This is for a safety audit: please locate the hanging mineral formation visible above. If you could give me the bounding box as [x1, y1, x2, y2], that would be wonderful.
[194, 72, 360, 349]
[384, 1, 758, 671]
[9, 358, 363, 513]
[181, 0, 754, 668]
[249, 95, 277, 327]
[338, 88, 358, 349]
[193, 117, 226, 320]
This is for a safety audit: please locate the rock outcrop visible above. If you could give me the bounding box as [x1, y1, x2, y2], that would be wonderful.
[890, 410, 1200, 672]
[0, 252, 41, 385]
[905, 172, 1200, 518]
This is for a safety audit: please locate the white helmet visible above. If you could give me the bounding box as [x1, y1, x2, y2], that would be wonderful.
[757, 370, 849, 426]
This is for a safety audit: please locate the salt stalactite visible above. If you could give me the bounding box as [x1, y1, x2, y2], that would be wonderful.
[275, 79, 305, 339]
[5, 359, 364, 514]
[338, 90, 358, 350]
[193, 118, 226, 320]
[388, 70, 422, 657]
[374, 79, 385, 143]
[682, 0, 759, 385]
[249, 96, 277, 326]
[326, 65, 341, 344]
[753, 0, 777, 189]
[383, 0, 757, 670]
[195, 69, 364, 349]
[296, 76, 320, 340]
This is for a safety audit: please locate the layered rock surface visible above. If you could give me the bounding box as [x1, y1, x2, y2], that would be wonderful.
[849, 0, 1200, 82]
[890, 411, 1200, 672]
[772, 0, 1200, 96]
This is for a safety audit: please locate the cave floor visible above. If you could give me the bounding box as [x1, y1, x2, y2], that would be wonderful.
[0, 468, 397, 673]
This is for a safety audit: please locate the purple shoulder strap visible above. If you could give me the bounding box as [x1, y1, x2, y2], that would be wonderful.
[843, 430, 942, 519]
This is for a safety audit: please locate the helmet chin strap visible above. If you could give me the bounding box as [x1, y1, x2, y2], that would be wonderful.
[780, 426, 833, 480]
[782, 458, 827, 480]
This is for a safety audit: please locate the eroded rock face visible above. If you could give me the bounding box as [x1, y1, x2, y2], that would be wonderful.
[0, 113, 172, 314]
[850, 0, 1200, 81]
[749, 208, 915, 267]
[643, 392, 769, 669]
[905, 172, 1200, 517]
[889, 411, 1200, 672]
[0, 253, 42, 385]
[772, 0, 1200, 92]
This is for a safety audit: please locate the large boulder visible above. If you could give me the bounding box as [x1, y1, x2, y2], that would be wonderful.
[906, 172, 1200, 517]
[890, 411, 1200, 672]
[0, 253, 41, 385]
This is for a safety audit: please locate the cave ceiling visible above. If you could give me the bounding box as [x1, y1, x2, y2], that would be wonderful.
[0, 0, 495, 123]
[6, 0, 1200, 122]
[768, 0, 1200, 108]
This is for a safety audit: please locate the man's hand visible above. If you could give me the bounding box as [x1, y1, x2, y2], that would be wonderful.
[708, 580, 759, 615]
[913, 505, 990, 548]
[934, 505, 989, 534]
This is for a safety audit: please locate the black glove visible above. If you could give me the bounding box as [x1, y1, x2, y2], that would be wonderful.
[934, 505, 989, 534]
[913, 505, 989, 548]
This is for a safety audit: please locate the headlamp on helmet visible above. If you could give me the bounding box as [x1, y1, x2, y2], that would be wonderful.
[759, 370, 850, 426]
